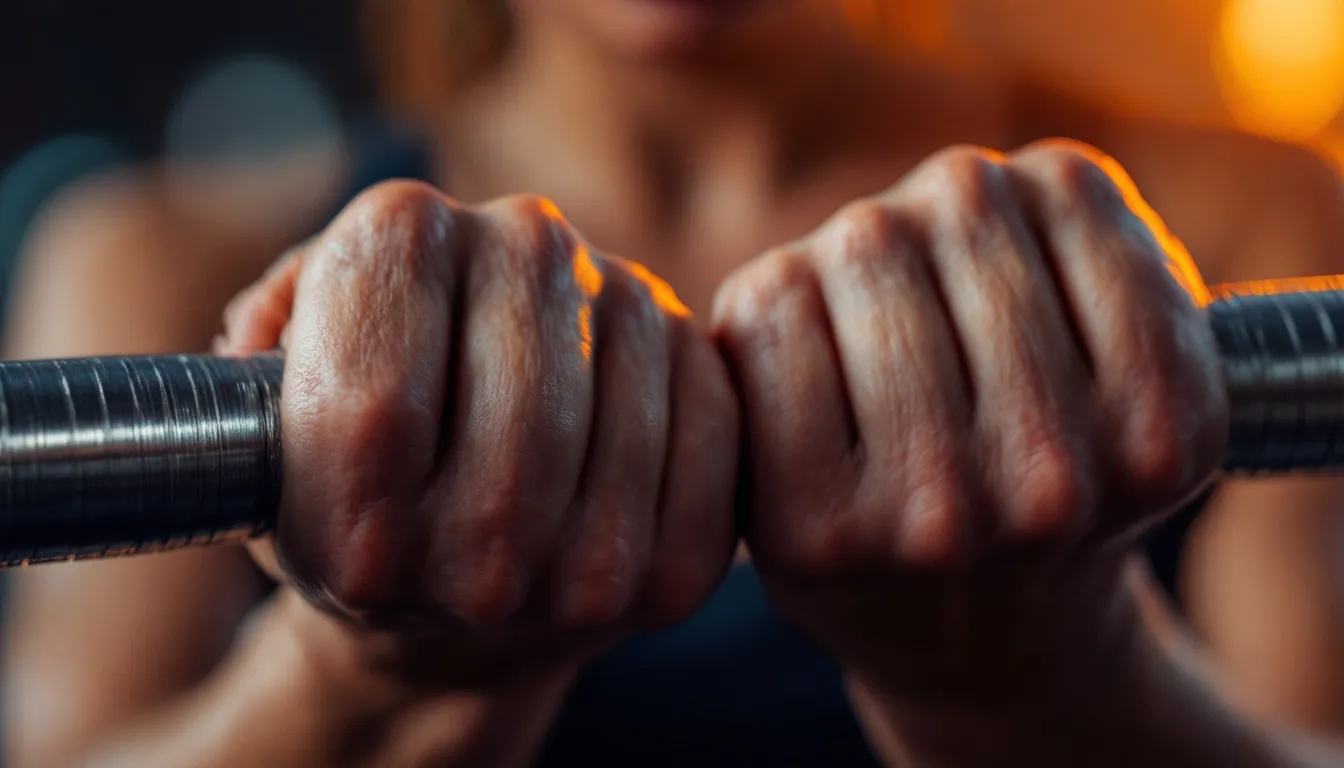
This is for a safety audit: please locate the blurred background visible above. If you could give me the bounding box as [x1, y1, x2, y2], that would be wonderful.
[0, 0, 1341, 760]
[3, 0, 1343, 316]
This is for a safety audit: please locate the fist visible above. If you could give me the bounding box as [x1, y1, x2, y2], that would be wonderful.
[712, 142, 1228, 696]
[220, 181, 738, 686]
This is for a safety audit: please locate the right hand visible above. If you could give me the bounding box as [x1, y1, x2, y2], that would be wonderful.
[217, 181, 740, 691]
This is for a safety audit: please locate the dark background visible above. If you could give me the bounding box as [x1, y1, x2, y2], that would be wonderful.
[0, 0, 372, 167]
[0, 0, 377, 313]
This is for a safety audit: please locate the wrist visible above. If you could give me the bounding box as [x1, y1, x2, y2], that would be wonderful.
[270, 588, 407, 714]
[267, 588, 579, 766]
[845, 578, 1289, 768]
[842, 574, 1152, 767]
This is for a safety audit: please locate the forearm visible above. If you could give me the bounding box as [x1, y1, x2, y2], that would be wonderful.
[74, 590, 573, 768]
[845, 583, 1344, 768]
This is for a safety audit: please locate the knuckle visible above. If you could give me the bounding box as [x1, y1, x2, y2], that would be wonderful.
[445, 523, 528, 626]
[900, 148, 1018, 251]
[909, 145, 1005, 212]
[613, 256, 690, 319]
[1120, 375, 1199, 504]
[489, 194, 577, 268]
[435, 460, 534, 625]
[558, 530, 637, 628]
[347, 180, 459, 253]
[817, 200, 919, 272]
[712, 246, 816, 332]
[898, 475, 969, 566]
[323, 181, 463, 288]
[1009, 439, 1087, 537]
[320, 500, 406, 614]
[277, 494, 411, 622]
[613, 264, 683, 339]
[1112, 303, 1225, 506]
[1014, 140, 1116, 202]
[830, 198, 890, 242]
[349, 179, 450, 219]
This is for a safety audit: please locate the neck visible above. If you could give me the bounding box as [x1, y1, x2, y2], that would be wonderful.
[442, 5, 1015, 250]
[504, 4, 878, 179]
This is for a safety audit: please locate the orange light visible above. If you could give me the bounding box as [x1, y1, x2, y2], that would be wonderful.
[577, 302, 594, 363]
[840, 0, 950, 55]
[622, 259, 692, 318]
[1090, 152, 1214, 307]
[571, 244, 603, 364]
[1209, 275, 1344, 300]
[537, 197, 566, 223]
[1214, 0, 1344, 140]
[572, 243, 604, 299]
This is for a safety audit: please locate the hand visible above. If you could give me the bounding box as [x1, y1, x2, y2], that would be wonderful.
[218, 181, 739, 692]
[712, 142, 1227, 722]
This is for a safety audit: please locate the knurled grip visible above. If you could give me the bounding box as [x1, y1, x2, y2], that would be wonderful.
[0, 354, 282, 566]
[1, 285, 1343, 568]
[1211, 284, 1344, 472]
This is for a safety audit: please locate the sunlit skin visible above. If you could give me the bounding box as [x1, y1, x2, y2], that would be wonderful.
[6, 1, 1344, 767]
[545, 196, 608, 361]
[621, 258, 693, 318]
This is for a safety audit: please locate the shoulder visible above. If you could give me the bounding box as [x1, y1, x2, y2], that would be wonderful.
[15, 169, 200, 313]
[1091, 116, 1344, 281]
[6, 163, 335, 358]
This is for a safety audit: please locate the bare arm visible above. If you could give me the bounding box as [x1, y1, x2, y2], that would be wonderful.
[839, 134, 1344, 766]
[1, 174, 572, 767]
[69, 589, 577, 768]
[850, 563, 1344, 768]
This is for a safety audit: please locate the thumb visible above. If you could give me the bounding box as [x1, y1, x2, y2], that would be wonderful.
[216, 240, 309, 356]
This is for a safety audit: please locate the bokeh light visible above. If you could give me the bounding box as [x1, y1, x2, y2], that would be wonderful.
[840, 0, 951, 57]
[1214, 0, 1344, 140]
[162, 55, 348, 239]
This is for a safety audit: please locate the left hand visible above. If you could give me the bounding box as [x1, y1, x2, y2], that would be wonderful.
[711, 141, 1228, 725]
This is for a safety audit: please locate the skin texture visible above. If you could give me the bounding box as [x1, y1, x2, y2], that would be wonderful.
[229, 183, 740, 683]
[713, 140, 1231, 763]
[5, 1, 1344, 765]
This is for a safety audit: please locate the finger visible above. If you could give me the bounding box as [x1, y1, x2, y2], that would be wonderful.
[277, 181, 459, 615]
[1009, 141, 1226, 513]
[549, 263, 670, 627]
[712, 246, 858, 511]
[899, 149, 1094, 539]
[637, 317, 739, 628]
[810, 200, 974, 562]
[429, 196, 595, 625]
[217, 241, 308, 355]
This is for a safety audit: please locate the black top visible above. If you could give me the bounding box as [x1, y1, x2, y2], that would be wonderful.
[336, 120, 1211, 767]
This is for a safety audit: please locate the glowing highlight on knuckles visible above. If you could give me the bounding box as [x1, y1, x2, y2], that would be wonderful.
[1091, 153, 1213, 308]
[624, 259, 692, 318]
[572, 244, 604, 364]
[542, 195, 692, 362]
[573, 244, 604, 299]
